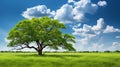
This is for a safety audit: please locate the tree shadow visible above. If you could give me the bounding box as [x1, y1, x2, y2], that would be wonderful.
[16, 53, 83, 59]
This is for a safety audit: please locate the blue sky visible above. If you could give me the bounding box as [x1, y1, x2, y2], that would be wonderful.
[0, 0, 120, 51]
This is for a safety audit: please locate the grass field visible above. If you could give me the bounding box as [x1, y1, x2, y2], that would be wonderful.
[0, 52, 120, 67]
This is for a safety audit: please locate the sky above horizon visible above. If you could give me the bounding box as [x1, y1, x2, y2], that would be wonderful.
[0, 0, 120, 51]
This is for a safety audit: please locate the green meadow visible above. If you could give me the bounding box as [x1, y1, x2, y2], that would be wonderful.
[0, 52, 120, 67]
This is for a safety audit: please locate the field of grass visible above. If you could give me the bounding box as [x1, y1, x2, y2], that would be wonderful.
[0, 52, 120, 67]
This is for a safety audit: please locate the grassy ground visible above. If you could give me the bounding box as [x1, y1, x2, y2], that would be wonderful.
[0, 52, 120, 67]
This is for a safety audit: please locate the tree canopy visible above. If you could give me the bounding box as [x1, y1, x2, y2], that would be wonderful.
[7, 16, 76, 55]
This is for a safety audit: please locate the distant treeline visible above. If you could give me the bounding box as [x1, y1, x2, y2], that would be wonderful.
[0, 50, 120, 53]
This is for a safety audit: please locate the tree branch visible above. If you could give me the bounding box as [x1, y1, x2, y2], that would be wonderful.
[26, 44, 38, 51]
[36, 41, 40, 49]
[43, 44, 54, 48]
[42, 45, 47, 48]
[11, 45, 27, 50]
[19, 45, 27, 49]
[36, 41, 45, 50]
[23, 42, 37, 50]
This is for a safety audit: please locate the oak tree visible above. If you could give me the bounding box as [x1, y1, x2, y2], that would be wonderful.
[7, 16, 75, 55]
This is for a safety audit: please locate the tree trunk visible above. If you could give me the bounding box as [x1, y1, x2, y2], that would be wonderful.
[37, 49, 43, 55]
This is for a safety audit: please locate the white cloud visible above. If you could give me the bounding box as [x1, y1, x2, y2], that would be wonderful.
[56, 0, 98, 23]
[54, 3, 86, 23]
[54, 4, 74, 23]
[73, 0, 98, 14]
[74, 38, 88, 51]
[72, 18, 104, 51]
[98, 1, 107, 6]
[55, 0, 107, 23]
[79, 38, 88, 45]
[22, 5, 55, 19]
[72, 19, 103, 51]
[103, 25, 120, 33]
[72, 18, 120, 51]
[22, 0, 107, 23]
[88, 43, 104, 51]
[0, 46, 11, 51]
[72, 17, 120, 38]
[112, 42, 120, 46]
[73, 23, 81, 28]
[92, 18, 104, 31]
[68, 0, 75, 3]
[72, 18, 104, 37]
[109, 42, 120, 50]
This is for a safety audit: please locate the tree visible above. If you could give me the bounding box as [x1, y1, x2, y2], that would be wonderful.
[114, 50, 120, 53]
[7, 16, 76, 55]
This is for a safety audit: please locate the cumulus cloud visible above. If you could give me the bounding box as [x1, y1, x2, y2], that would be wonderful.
[103, 25, 120, 33]
[55, 0, 99, 23]
[74, 38, 88, 51]
[72, 18, 104, 37]
[79, 38, 88, 45]
[88, 43, 104, 51]
[72, 18, 120, 51]
[72, 18, 120, 40]
[22, 5, 55, 19]
[73, 0, 98, 14]
[98, 1, 107, 6]
[92, 18, 104, 31]
[54, 4, 75, 23]
[22, 0, 107, 23]
[112, 42, 120, 46]
[109, 42, 120, 50]
[72, 18, 105, 51]
[55, 0, 107, 23]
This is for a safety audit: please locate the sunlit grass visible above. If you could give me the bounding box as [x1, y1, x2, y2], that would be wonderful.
[0, 52, 120, 67]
